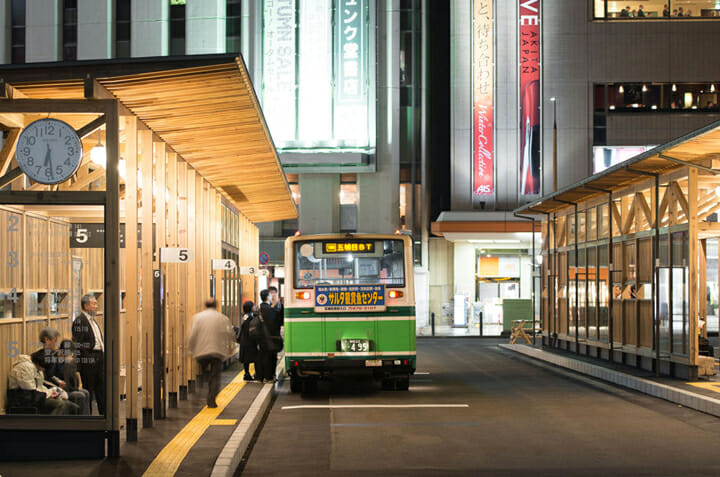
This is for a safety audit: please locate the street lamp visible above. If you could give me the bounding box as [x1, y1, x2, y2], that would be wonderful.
[550, 96, 557, 192]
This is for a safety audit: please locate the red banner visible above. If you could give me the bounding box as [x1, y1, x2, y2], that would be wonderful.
[519, 0, 540, 195]
[473, 0, 494, 195]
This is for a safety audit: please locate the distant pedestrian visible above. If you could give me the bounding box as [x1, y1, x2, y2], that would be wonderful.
[189, 298, 236, 408]
[238, 300, 259, 381]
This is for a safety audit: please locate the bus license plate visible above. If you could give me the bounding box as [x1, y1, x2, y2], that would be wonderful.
[342, 339, 370, 352]
[365, 359, 382, 367]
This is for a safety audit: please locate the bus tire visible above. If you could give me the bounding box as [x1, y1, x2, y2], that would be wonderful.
[303, 379, 318, 393]
[396, 376, 410, 391]
[290, 376, 302, 393]
[381, 379, 395, 391]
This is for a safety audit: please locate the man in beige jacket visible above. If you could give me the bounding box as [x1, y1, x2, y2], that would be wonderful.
[189, 298, 235, 408]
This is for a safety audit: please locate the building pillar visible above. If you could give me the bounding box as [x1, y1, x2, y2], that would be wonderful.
[25, 0, 61, 62]
[132, 0, 168, 57]
[299, 174, 339, 234]
[186, 0, 225, 55]
[0, 0, 10, 63]
[358, 0, 400, 234]
[77, 0, 113, 60]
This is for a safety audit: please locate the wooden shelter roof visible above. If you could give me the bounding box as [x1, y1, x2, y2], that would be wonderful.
[514, 120, 720, 216]
[1, 55, 297, 223]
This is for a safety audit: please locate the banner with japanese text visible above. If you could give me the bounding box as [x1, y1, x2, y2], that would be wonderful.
[519, 0, 541, 195]
[473, 0, 494, 196]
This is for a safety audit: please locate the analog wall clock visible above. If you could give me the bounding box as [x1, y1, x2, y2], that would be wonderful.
[16, 118, 83, 185]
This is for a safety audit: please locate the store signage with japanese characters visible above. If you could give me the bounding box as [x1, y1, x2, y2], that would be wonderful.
[473, 0, 494, 196]
[336, 0, 365, 102]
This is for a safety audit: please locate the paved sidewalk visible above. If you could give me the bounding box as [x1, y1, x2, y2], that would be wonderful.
[500, 343, 720, 417]
[0, 360, 275, 477]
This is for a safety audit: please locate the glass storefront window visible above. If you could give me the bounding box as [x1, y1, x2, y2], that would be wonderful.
[596, 83, 720, 112]
[594, 1, 720, 18]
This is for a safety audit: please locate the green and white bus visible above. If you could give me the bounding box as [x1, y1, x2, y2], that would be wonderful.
[284, 233, 416, 392]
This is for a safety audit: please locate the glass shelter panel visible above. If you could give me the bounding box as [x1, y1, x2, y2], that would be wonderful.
[1, 205, 107, 417]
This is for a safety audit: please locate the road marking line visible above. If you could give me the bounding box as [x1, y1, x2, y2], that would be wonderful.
[415, 372, 430, 375]
[281, 404, 468, 410]
[142, 371, 247, 477]
[211, 419, 238, 426]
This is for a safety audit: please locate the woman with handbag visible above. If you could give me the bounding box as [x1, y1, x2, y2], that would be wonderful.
[238, 301, 259, 381]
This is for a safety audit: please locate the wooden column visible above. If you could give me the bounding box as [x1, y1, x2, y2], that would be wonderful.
[153, 140, 166, 417]
[139, 128, 154, 425]
[165, 150, 178, 407]
[123, 116, 139, 440]
[186, 167, 198, 391]
[177, 161, 188, 399]
[688, 168, 698, 366]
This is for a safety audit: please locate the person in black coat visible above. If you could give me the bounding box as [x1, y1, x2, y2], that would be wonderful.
[72, 293, 105, 415]
[257, 289, 284, 383]
[238, 301, 259, 381]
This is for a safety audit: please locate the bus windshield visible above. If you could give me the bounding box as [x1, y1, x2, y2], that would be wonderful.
[294, 239, 405, 289]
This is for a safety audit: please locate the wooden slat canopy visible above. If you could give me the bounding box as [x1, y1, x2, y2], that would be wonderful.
[3, 57, 297, 223]
[515, 120, 720, 216]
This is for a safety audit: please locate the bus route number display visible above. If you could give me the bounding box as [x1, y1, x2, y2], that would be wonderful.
[322, 241, 375, 254]
[314, 284, 386, 312]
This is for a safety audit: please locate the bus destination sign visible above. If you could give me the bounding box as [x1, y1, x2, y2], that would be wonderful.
[322, 241, 375, 254]
[314, 284, 386, 312]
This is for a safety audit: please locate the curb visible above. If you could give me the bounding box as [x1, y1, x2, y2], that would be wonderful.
[210, 383, 275, 477]
[499, 343, 720, 417]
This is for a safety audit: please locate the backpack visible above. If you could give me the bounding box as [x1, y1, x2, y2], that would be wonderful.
[248, 315, 264, 339]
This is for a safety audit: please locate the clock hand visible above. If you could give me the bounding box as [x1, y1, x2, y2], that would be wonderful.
[44, 143, 55, 181]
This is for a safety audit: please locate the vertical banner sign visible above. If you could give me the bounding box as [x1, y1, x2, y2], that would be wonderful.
[263, 0, 296, 144]
[337, 0, 364, 102]
[473, 0, 494, 196]
[519, 0, 541, 195]
[335, 0, 368, 145]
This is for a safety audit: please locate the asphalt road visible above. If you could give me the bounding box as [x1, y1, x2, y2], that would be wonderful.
[240, 338, 720, 476]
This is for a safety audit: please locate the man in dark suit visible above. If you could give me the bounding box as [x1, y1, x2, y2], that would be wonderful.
[72, 294, 105, 414]
[257, 288, 284, 383]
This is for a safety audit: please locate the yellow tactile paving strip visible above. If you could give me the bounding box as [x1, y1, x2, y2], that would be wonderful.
[211, 419, 238, 426]
[142, 371, 247, 477]
[686, 382, 720, 394]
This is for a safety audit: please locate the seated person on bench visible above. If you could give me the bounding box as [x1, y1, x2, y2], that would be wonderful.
[7, 353, 80, 415]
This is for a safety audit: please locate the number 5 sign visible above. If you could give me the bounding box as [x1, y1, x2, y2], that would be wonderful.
[160, 247, 194, 263]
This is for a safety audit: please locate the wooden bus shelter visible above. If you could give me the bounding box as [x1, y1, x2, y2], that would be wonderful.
[0, 55, 296, 458]
[515, 120, 720, 380]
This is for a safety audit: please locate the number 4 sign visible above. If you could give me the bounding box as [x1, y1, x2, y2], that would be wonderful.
[160, 248, 194, 263]
[212, 259, 237, 270]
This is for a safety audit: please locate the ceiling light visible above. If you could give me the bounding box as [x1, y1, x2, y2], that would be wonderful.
[618, 85, 624, 93]
[672, 84, 677, 92]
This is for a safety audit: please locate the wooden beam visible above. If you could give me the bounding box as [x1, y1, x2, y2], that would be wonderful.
[0, 128, 20, 175]
[671, 181, 690, 218]
[636, 192, 653, 229]
[65, 167, 105, 191]
[611, 201, 622, 235]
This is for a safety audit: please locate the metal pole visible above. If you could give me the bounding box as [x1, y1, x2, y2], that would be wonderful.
[552, 98, 558, 192]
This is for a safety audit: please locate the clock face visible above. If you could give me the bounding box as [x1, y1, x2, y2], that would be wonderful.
[16, 118, 83, 185]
